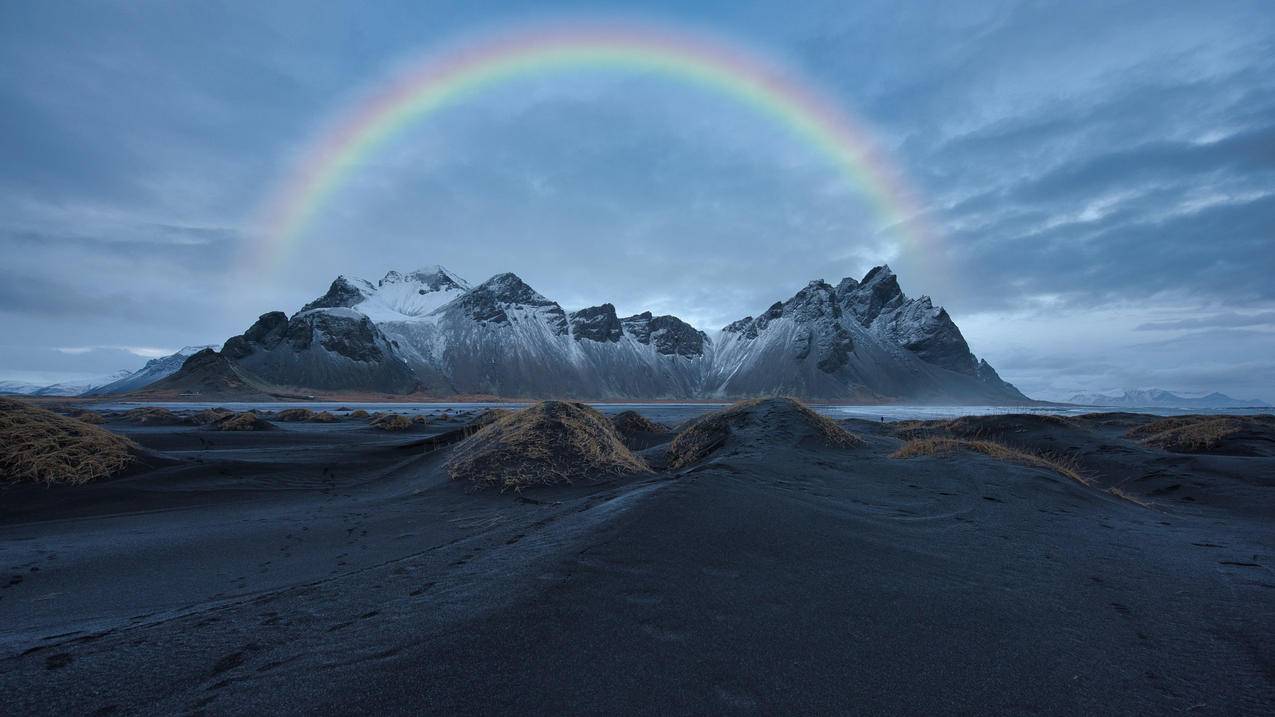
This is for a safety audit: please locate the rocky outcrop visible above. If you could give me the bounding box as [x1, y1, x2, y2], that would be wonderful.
[619, 312, 707, 358]
[570, 304, 623, 343]
[222, 309, 419, 394]
[137, 349, 279, 401]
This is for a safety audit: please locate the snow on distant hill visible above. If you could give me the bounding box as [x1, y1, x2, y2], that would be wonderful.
[0, 370, 133, 397]
[1068, 389, 1271, 408]
[83, 345, 219, 396]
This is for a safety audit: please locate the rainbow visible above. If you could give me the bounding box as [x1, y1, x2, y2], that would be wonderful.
[252, 18, 933, 271]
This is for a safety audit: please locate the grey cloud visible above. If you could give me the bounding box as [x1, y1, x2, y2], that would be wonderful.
[1135, 311, 1275, 331]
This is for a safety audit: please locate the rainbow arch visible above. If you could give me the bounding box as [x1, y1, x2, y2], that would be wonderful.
[251, 19, 933, 271]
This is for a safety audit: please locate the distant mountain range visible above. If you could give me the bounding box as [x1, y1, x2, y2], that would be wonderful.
[83, 346, 218, 396]
[141, 264, 1030, 403]
[0, 346, 215, 397]
[1068, 389, 1271, 409]
[0, 371, 132, 397]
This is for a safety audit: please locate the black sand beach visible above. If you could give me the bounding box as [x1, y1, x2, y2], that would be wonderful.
[2, 404, 1273, 715]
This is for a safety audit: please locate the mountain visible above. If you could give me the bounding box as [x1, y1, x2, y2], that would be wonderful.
[83, 346, 218, 396]
[1, 346, 220, 397]
[1068, 389, 1271, 409]
[0, 370, 133, 397]
[220, 309, 420, 394]
[136, 349, 282, 401]
[301, 265, 470, 321]
[154, 264, 1030, 403]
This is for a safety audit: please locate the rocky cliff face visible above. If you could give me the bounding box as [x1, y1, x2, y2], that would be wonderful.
[137, 348, 279, 401]
[155, 264, 1029, 402]
[837, 265, 980, 376]
[708, 267, 1028, 402]
[221, 309, 419, 394]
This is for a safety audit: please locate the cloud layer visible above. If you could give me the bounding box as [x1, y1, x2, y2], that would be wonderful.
[1, 0, 1272, 400]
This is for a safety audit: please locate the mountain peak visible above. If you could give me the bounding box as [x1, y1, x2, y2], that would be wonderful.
[620, 312, 706, 357]
[569, 304, 622, 343]
[379, 265, 470, 292]
[842, 264, 905, 327]
[447, 272, 565, 332]
[861, 264, 895, 284]
[476, 272, 549, 305]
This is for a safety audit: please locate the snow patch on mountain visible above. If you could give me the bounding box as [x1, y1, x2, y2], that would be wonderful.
[302, 265, 470, 323]
[163, 264, 1031, 403]
[1068, 389, 1271, 408]
[84, 345, 219, 396]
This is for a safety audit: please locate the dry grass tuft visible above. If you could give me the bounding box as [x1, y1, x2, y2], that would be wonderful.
[894, 414, 1073, 442]
[447, 401, 647, 490]
[371, 413, 413, 431]
[214, 412, 275, 431]
[1125, 417, 1198, 440]
[348, 409, 370, 419]
[668, 398, 862, 469]
[891, 436, 1088, 485]
[274, 408, 336, 423]
[1107, 486, 1157, 509]
[611, 410, 668, 435]
[123, 407, 186, 425]
[1, 397, 138, 484]
[472, 408, 512, 428]
[1128, 416, 1243, 452]
[890, 420, 937, 440]
[189, 408, 234, 425]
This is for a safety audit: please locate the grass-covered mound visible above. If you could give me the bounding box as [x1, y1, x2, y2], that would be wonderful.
[213, 412, 275, 431]
[371, 413, 413, 431]
[893, 413, 1072, 441]
[447, 401, 647, 490]
[274, 408, 337, 423]
[610, 410, 670, 450]
[892, 437, 1087, 485]
[1, 398, 138, 484]
[472, 408, 512, 428]
[348, 409, 370, 419]
[122, 407, 187, 425]
[189, 408, 234, 425]
[667, 398, 863, 469]
[611, 410, 667, 435]
[1127, 415, 1275, 454]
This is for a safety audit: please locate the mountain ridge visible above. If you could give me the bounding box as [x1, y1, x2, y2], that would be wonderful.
[1068, 389, 1271, 408]
[146, 264, 1033, 403]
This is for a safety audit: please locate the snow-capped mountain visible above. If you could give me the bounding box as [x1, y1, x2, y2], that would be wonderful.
[301, 265, 470, 322]
[707, 267, 1026, 402]
[83, 345, 217, 396]
[220, 308, 419, 394]
[0, 370, 133, 397]
[155, 264, 1030, 402]
[1068, 389, 1271, 408]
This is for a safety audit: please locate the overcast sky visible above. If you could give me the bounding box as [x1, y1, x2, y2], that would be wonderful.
[1, 0, 1273, 401]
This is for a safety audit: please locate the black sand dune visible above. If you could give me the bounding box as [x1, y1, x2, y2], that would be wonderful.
[1, 401, 1272, 715]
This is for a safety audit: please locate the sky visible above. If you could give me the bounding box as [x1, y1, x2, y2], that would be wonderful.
[1, 0, 1273, 402]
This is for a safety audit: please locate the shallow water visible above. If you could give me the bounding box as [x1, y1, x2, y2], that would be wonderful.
[86, 399, 1275, 426]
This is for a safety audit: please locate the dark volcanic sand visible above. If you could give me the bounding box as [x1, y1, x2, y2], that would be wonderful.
[1, 409, 1272, 715]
